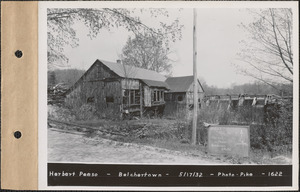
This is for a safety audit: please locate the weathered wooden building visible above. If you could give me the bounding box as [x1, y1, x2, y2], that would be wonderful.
[164, 76, 205, 116]
[65, 59, 169, 118]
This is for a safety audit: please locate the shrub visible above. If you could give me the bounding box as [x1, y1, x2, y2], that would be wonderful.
[48, 105, 76, 121]
[175, 119, 191, 141]
[218, 109, 232, 125]
[250, 101, 292, 153]
[199, 107, 236, 125]
[196, 121, 208, 145]
[72, 104, 97, 120]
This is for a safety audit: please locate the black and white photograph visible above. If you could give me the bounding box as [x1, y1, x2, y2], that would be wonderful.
[38, 1, 298, 190]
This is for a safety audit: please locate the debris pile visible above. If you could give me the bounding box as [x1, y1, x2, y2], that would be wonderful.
[48, 83, 69, 106]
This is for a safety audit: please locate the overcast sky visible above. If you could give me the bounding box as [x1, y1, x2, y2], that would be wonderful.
[63, 8, 257, 88]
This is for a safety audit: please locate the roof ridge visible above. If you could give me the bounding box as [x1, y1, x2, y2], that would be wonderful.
[99, 59, 161, 74]
[166, 75, 193, 79]
[99, 59, 167, 82]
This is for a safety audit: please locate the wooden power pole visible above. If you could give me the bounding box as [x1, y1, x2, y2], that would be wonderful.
[192, 8, 198, 145]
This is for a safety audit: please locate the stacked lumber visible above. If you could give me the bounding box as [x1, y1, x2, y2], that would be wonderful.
[48, 83, 69, 106]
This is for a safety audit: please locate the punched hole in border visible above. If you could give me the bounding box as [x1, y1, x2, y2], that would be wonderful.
[15, 50, 23, 58]
[14, 131, 22, 139]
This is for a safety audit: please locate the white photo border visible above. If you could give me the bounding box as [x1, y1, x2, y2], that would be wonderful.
[39, 1, 299, 190]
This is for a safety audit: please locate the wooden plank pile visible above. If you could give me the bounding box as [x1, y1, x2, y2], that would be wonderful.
[48, 83, 69, 106]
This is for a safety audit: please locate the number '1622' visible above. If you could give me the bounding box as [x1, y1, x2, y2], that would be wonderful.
[268, 171, 283, 176]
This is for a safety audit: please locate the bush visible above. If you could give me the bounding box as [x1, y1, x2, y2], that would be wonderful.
[250, 101, 292, 153]
[196, 122, 208, 145]
[72, 104, 97, 120]
[199, 107, 238, 125]
[175, 119, 191, 141]
[250, 124, 268, 149]
[199, 108, 226, 124]
[265, 102, 292, 146]
[48, 105, 76, 121]
[218, 109, 232, 125]
[174, 118, 209, 145]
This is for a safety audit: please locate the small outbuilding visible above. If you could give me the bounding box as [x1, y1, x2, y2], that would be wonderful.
[164, 76, 205, 116]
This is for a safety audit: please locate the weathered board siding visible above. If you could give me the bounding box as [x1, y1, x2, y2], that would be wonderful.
[144, 86, 152, 107]
[164, 92, 187, 117]
[164, 101, 188, 117]
[143, 86, 166, 107]
[65, 62, 122, 118]
[186, 83, 205, 105]
[121, 79, 139, 90]
[164, 82, 204, 117]
[165, 92, 186, 104]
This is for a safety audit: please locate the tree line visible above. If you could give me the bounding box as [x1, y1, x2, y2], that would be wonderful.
[48, 69, 85, 88]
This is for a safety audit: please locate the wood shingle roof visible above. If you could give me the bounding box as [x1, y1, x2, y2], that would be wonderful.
[100, 59, 167, 82]
[165, 76, 204, 93]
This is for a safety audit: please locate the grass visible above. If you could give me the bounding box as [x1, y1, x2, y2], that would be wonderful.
[49, 104, 292, 165]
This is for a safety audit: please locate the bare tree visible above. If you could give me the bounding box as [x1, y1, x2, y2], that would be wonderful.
[236, 8, 293, 88]
[121, 34, 174, 75]
[47, 8, 183, 70]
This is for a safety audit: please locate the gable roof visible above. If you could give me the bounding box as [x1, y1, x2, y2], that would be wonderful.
[100, 60, 167, 82]
[165, 75, 204, 93]
[66, 59, 169, 94]
[141, 79, 169, 89]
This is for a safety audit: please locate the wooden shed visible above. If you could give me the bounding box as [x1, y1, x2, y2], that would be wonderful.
[65, 59, 169, 118]
[164, 76, 205, 116]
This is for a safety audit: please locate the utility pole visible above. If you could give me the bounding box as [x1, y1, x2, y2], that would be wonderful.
[192, 8, 198, 145]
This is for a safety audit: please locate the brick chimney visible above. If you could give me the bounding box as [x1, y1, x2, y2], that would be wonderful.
[116, 59, 121, 64]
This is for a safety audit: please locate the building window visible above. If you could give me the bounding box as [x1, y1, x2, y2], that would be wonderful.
[130, 90, 135, 104]
[177, 95, 183, 101]
[87, 96, 95, 103]
[106, 96, 114, 103]
[153, 90, 164, 102]
[123, 89, 140, 105]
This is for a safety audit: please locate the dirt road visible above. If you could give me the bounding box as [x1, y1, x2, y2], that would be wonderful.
[48, 129, 225, 164]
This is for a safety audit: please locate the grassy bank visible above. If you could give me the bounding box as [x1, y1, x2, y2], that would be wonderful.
[76, 118, 292, 164]
[48, 105, 292, 164]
